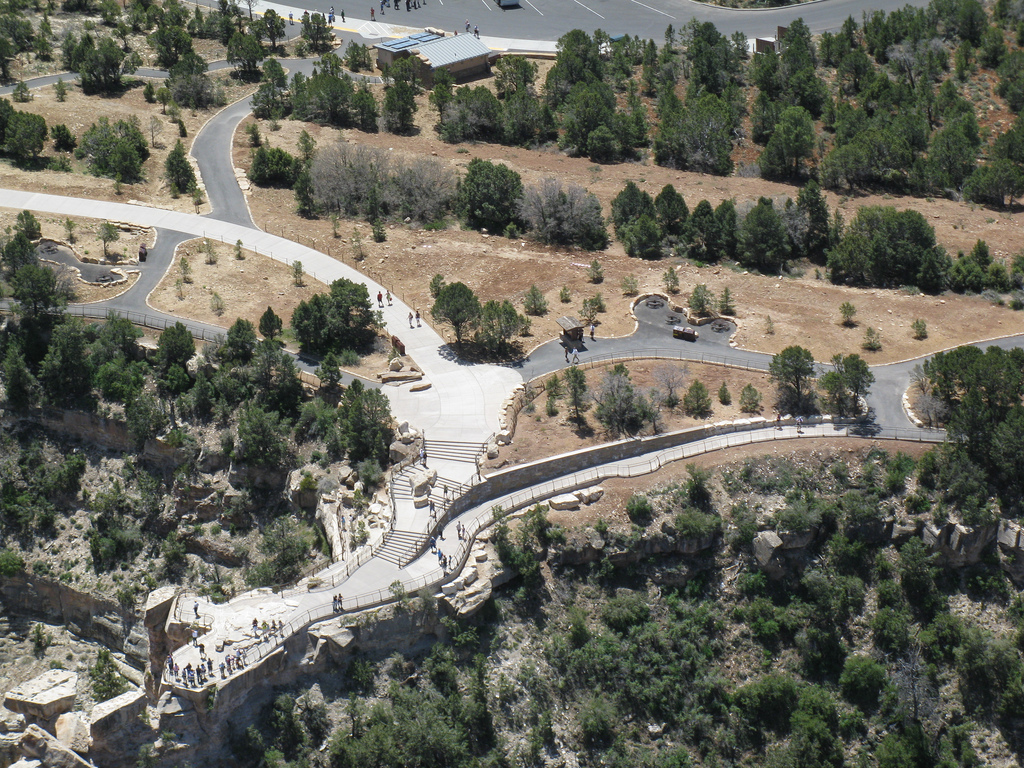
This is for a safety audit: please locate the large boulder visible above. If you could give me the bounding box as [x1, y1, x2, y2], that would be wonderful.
[4, 671, 77, 720]
[19, 725, 93, 768]
[0, 708, 26, 734]
[409, 469, 436, 497]
[390, 440, 417, 464]
[54, 713, 91, 755]
[753, 531, 783, 568]
[288, 467, 321, 509]
[574, 486, 605, 505]
[89, 690, 145, 745]
[548, 494, 581, 511]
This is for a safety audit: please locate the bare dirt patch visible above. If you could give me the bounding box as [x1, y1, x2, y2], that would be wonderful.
[148, 237, 326, 327]
[238, 79, 1024, 364]
[72, 271, 141, 304]
[485, 360, 773, 471]
[3, 74, 255, 213]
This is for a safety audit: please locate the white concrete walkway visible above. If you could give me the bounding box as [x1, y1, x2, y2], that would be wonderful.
[0, 190, 523, 439]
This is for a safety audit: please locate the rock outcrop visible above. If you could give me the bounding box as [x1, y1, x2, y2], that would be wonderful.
[4, 672, 77, 720]
[20, 725, 93, 768]
[923, 521, 998, 567]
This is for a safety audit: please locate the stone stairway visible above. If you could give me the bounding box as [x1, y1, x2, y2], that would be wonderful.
[374, 529, 429, 567]
[423, 438, 485, 465]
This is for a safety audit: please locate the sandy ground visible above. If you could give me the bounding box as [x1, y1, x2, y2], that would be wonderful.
[148, 237, 327, 327]
[486, 360, 773, 471]
[3, 51, 1020, 365]
[147, 237, 391, 375]
[240, 105, 1024, 365]
[3, 73, 254, 214]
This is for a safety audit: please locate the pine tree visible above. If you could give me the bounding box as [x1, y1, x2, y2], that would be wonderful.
[165, 140, 196, 195]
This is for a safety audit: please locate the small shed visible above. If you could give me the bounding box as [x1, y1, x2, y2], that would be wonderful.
[556, 316, 584, 341]
[375, 33, 493, 87]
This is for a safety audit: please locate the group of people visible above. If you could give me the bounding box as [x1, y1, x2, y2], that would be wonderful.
[332, 594, 345, 612]
[251, 617, 284, 638]
[408, 310, 421, 328]
[464, 20, 480, 37]
[376, 290, 392, 307]
[302, 8, 344, 25]
[372, 0, 425, 17]
[167, 646, 248, 689]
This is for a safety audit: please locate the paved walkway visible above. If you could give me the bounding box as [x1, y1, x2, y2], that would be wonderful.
[2, 21, 1022, 697]
[170, 418, 945, 690]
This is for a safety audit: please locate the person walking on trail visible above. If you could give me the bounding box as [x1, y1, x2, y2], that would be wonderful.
[408, 311, 414, 328]
[385, 290, 392, 305]
[415, 309, 421, 326]
[370, 7, 374, 19]
[590, 323, 595, 340]
[420, 445, 427, 467]
[194, 600, 199, 618]
[571, 351, 580, 365]
[465, 19, 470, 31]
[564, 346, 569, 363]
[377, 291, 383, 307]
[474, 25, 479, 37]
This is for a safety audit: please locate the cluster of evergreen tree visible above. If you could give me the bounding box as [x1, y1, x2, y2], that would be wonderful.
[609, 180, 831, 268]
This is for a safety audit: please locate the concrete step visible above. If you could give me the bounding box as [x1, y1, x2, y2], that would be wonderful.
[423, 439, 484, 463]
[375, 530, 428, 567]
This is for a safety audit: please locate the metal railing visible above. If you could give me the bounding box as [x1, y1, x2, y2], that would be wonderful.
[164, 421, 946, 693]
[548, 346, 771, 375]
[60, 305, 227, 343]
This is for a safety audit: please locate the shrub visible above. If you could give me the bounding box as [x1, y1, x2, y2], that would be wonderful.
[663, 266, 680, 294]
[523, 285, 547, 316]
[518, 177, 609, 250]
[912, 319, 928, 340]
[683, 380, 713, 417]
[862, 327, 882, 351]
[688, 284, 714, 315]
[90, 649, 128, 701]
[579, 695, 616, 747]
[626, 494, 654, 525]
[718, 382, 731, 405]
[872, 606, 911, 654]
[0, 549, 25, 575]
[839, 655, 886, 710]
[601, 593, 651, 633]
[50, 123, 77, 152]
[674, 508, 721, 539]
[839, 301, 856, 326]
[739, 384, 762, 413]
[248, 145, 296, 187]
[621, 275, 639, 295]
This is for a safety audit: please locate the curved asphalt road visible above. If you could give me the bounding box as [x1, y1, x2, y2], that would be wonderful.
[5, 22, 1024, 433]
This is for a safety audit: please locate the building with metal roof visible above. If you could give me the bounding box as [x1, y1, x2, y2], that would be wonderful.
[375, 32, 493, 87]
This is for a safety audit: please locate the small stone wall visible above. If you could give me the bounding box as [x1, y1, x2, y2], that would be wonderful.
[453, 417, 842, 519]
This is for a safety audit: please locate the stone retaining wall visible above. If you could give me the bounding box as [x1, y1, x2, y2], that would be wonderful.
[451, 416, 844, 518]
